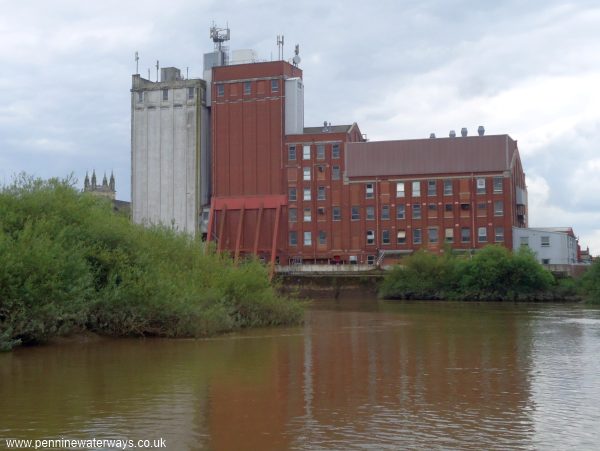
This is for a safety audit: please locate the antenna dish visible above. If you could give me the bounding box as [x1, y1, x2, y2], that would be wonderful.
[292, 55, 301, 66]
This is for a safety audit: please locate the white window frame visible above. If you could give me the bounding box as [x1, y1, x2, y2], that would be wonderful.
[303, 167, 311, 181]
[303, 208, 312, 222]
[303, 145, 311, 160]
[478, 227, 487, 242]
[396, 182, 405, 197]
[303, 188, 311, 201]
[303, 231, 312, 246]
[412, 181, 421, 197]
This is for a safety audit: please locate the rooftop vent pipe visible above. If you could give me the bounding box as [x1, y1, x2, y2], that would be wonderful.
[478, 125, 485, 136]
[429, 133, 436, 139]
[449, 130, 456, 138]
[461, 127, 468, 137]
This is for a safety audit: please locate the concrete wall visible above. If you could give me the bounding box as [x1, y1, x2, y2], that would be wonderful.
[131, 75, 207, 235]
[512, 227, 578, 264]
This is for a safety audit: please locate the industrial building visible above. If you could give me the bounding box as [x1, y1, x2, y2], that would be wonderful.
[131, 67, 209, 234]
[131, 27, 558, 270]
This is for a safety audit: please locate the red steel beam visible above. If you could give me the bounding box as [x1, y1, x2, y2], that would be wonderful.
[234, 206, 245, 263]
[269, 204, 281, 280]
[253, 203, 264, 256]
[217, 205, 227, 253]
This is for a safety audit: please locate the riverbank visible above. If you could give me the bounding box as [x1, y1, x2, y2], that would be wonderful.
[379, 246, 584, 302]
[0, 176, 303, 352]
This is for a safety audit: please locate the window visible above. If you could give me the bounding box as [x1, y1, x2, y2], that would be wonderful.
[332, 143, 340, 159]
[412, 181, 421, 197]
[541, 236, 550, 247]
[317, 186, 326, 200]
[271, 79, 279, 92]
[476, 178, 486, 194]
[461, 227, 471, 243]
[289, 231, 297, 246]
[445, 203, 453, 213]
[317, 165, 325, 176]
[303, 208, 311, 222]
[444, 179, 452, 195]
[495, 227, 504, 242]
[319, 230, 327, 245]
[365, 183, 374, 199]
[303, 167, 311, 181]
[396, 182, 405, 197]
[244, 81, 251, 95]
[477, 202, 487, 216]
[317, 144, 325, 160]
[381, 205, 390, 220]
[366, 230, 375, 245]
[288, 145, 296, 161]
[162, 89, 169, 101]
[478, 227, 488, 243]
[428, 180, 436, 196]
[520, 236, 529, 247]
[332, 206, 341, 221]
[493, 177, 503, 193]
[303, 188, 311, 201]
[288, 187, 297, 202]
[217, 84, 224, 96]
[494, 200, 503, 216]
[289, 208, 297, 222]
[428, 227, 439, 244]
[460, 203, 470, 212]
[413, 228, 422, 244]
[366, 206, 375, 220]
[445, 228, 454, 243]
[332, 165, 340, 180]
[303, 231, 312, 246]
[382, 230, 390, 245]
[397, 204, 405, 219]
[317, 207, 326, 216]
[428, 203, 437, 213]
[351, 206, 360, 220]
[367, 255, 376, 265]
[188, 87, 195, 100]
[137, 91, 143, 103]
[397, 230, 406, 244]
[412, 204, 421, 219]
[303, 145, 311, 160]
[542, 258, 550, 265]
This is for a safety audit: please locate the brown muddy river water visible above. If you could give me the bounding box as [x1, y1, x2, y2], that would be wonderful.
[2, 299, 600, 450]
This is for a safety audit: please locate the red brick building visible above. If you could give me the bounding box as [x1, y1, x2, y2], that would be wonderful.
[207, 60, 528, 267]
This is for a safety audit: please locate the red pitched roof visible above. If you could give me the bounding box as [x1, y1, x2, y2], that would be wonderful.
[346, 135, 518, 178]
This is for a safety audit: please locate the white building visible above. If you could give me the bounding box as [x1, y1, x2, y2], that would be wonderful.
[131, 67, 210, 234]
[512, 227, 579, 265]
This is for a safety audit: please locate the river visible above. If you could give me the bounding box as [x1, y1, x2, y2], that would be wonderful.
[2, 299, 600, 450]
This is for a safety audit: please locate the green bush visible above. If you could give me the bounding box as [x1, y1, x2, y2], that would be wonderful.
[380, 245, 556, 301]
[581, 260, 600, 304]
[379, 250, 458, 300]
[0, 175, 303, 351]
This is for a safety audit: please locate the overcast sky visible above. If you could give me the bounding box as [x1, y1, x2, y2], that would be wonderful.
[1, 0, 599, 254]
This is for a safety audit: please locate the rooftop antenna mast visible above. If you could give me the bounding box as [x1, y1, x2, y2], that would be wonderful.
[210, 23, 231, 52]
[135, 51, 139, 74]
[292, 44, 301, 67]
[155, 60, 159, 82]
[277, 35, 284, 60]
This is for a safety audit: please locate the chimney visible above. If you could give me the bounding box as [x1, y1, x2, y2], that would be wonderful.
[449, 130, 456, 138]
[477, 125, 485, 136]
[429, 133, 436, 139]
[461, 127, 468, 137]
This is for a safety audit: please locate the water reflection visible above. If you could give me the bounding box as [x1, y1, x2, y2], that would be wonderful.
[1, 301, 599, 450]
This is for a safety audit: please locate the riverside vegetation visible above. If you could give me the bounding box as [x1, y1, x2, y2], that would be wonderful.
[0, 175, 303, 352]
[379, 245, 595, 302]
